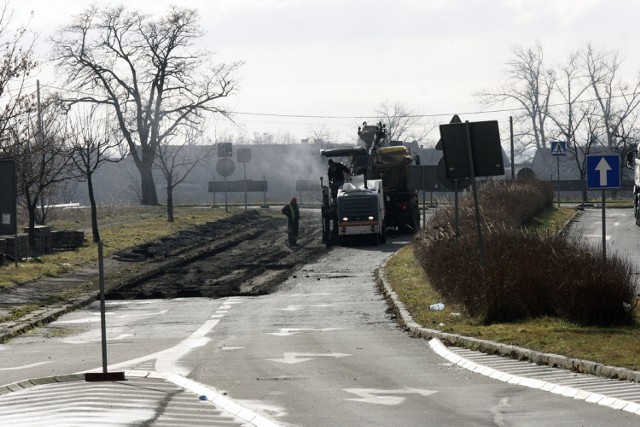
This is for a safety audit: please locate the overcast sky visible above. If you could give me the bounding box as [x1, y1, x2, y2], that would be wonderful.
[14, 0, 640, 143]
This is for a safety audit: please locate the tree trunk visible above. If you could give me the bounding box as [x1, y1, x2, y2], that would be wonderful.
[166, 183, 174, 223]
[139, 147, 159, 206]
[87, 173, 100, 243]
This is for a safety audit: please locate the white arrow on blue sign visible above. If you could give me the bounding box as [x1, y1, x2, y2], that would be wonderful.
[586, 154, 620, 189]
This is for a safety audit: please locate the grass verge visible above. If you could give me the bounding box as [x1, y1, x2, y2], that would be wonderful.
[386, 206, 640, 371]
[0, 206, 234, 288]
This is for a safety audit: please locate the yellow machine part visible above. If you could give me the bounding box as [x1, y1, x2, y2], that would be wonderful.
[376, 146, 412, 165]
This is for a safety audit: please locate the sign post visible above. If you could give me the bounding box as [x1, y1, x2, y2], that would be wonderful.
[586, 154, 621, 261]
[216, 157, 235, 212]
[551, 141, 567, 207]
[237, 148, 252, 211]
[439, 120, 504, 267]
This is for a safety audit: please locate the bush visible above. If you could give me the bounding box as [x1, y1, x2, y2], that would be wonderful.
[413, 180, 636, 326]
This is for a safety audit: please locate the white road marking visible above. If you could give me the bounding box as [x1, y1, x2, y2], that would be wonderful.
[267, 328, 342, 336]
[429, 338, 640, 416]
[56, 314, 110, 324]
[278, 304, 333, 312]
[343, 388, 438, 406]
[267, 352, 351, 365]
[287, 293, 331, 297]
[118, 310, 168, 318]
[0, 361, 53, 371]
[106, 300, 157, 306]
[79, 298, 277, 427]
[584, 234, 611, 240]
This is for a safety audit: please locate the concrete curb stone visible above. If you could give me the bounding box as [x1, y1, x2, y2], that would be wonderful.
[375, 260, 640, 384]
[0, 374, 84, 396]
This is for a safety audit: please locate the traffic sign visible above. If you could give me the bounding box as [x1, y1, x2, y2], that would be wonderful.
[551, 141, 566, 156]
[0, 160, 16, 235]
[218, 142, 232, 157]
[586, 154, 620, 189]
[237, 148, 251, 163]
[216, 157, 235, 177]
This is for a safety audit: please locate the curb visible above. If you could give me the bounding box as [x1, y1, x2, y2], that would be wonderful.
[0, 374, 84, 396]
[375, 259, 640, 384]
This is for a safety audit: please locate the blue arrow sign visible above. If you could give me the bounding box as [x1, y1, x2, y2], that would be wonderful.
[551, 141, 566, 156]
[586, 154, 620, 189]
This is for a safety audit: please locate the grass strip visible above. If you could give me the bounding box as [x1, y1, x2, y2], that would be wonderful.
[386, 207, 640, 371]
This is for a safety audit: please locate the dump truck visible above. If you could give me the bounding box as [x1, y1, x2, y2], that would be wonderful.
[320, 122, 420, 246]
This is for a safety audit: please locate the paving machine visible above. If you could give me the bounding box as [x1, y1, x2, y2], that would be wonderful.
[321, 122, 420, 246]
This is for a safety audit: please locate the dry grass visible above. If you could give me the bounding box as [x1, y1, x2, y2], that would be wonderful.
[389, 183, 640, 369]
[0, 205, 232, 287]
[413, 180, 636, 326]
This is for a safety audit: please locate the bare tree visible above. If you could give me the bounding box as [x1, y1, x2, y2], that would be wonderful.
[545, 52, 593, 200]
[11, 97, 73, 255]
[307, 125, 340, 147]
[477, 42, 555, 156]
[375, 101, 431, 143]
[582, 43, 640, 156]
[68, 106, 125, 242]
[0, 1, 37, 150]
[156, 125, 214, 222]
[51, 5, 242, 206]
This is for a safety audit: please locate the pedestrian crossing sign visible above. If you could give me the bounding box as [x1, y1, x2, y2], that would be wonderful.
[551, 141, 566, 156]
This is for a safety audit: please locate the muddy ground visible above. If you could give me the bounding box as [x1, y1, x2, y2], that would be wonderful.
[0, 209, 326, 338]
[108, 208, 327, 299]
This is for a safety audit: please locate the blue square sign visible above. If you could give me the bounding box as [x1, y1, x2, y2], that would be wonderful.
[551, 141, 566, 156]
[586, 154, 620, 189]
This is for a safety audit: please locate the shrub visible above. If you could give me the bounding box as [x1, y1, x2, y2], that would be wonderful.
[413, 180, 636, 326]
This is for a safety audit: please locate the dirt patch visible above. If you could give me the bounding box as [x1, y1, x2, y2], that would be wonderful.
[0, 209, 325, 333]
[108, 209, 326, 298]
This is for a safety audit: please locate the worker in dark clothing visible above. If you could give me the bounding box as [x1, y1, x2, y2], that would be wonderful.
[327, 159, 350, 198]
[281, 196, 300, 246]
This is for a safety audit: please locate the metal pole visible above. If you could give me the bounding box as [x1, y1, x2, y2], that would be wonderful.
[454, 179, 459, 240]
[421, 168, 426, 228]
[98, 241, 108, 373]
[465, 121, 485, 267]
[243, 163, 247, 211]
[11, 160, 17, 267]
[263, 176, 267, 207]
[13, 225, 18, 268]
[510, 116, 515, 180]
[224, 176, 228, 212]
[602, 190, 606, 261]
[557, 155, 561, 207]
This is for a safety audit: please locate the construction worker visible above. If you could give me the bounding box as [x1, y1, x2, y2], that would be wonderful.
[327, 159, 350, 198]
[281, 196, 300, 246]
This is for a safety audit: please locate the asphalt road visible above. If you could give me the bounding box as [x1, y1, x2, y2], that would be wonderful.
[567, 206, 640, 293]
[1, 213, 640, 425]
